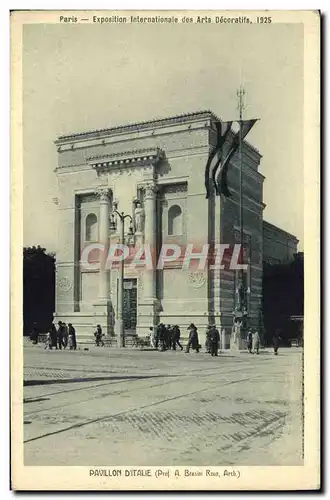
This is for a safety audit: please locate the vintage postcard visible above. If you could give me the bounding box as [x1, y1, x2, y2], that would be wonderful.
[11, 10, 320, 491]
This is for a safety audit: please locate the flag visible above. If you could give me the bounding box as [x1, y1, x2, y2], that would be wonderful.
[211, 123, 232, 195]
[217, 119, 258, 198]
[204, 121, 232, 199]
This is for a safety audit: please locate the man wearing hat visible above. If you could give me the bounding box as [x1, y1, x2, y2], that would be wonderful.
[209, 324, 220, 357]
[156, 323, 167, 351]
[247, 328, 253, 354]
[185, 323, 200, 353]
[57, 321, 64, 350]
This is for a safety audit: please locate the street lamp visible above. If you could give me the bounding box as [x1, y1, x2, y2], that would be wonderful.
[110, 200, 134, 348]
[257, 293, 265, 347]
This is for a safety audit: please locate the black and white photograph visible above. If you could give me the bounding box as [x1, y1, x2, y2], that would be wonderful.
[11, 9, 320, 491]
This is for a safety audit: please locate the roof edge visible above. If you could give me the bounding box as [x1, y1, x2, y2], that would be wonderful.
[54, 109, 261, 157]
[263, 220, 299, 242]
[55, 110, 218, 144]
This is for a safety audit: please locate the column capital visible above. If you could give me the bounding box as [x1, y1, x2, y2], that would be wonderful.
[143, 182, 158, 199]
[95, 187, 111, 202]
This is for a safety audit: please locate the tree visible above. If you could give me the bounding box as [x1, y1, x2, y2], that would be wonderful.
[23, 246, 56, 336]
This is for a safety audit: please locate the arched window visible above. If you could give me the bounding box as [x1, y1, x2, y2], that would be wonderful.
[168, 205, 182, 236]
[85, 213, 98, 241]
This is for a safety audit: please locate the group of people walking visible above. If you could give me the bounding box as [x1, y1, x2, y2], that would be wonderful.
[45, 322, 105, 350]
[151, 323, 281, 357]
[149, 323, 184, 351]
[246, 328, 282, 355]
[150, 322, 220, 356]
[45, 321, 77, 350]
[246, 328, 261, 355]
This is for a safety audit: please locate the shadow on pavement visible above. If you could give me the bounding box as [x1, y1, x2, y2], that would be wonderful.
[23, 374, 171, 387]
[24, 397, 51, 404]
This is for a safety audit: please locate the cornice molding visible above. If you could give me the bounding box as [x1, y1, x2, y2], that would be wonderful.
[55, 146, 210, 173]
[89, 147, 165, 174]
[55, 164, 92, 174]
[158, 175, 189, 186]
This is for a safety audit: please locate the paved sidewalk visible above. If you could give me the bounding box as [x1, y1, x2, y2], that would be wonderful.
[23, 345, 303, 466]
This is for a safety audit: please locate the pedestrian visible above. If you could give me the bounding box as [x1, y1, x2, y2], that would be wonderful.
[57, 321, 64, 349]
[68, 323, 76, 350]
[252, 330, 261, 354]
[205, 325, 211, 353]
[247, 329, 253, 354]
[172, 325, 183, 350]
[209, 324, 220, 357]
[30, 322, 38, 344]
[44, 331, 52, 350]
[165, 325, 172, 350]
[273, 330, 280, 355]
[158, 324, 167, 351]
[94, 325, 104, 346]
[154, 324, 161, 350]
[50, 323, 58, 349]
[185, 323, 200, 353]
[67, 331, 74, 350]
[148, 327, 155, 348]
[62, 322, 69, 349]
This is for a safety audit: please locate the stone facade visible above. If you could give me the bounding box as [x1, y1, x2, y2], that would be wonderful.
[53, 111, 264, 346]
[263, 221, 299, 264]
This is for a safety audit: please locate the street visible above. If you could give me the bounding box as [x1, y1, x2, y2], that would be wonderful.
[23, 344, 303, 466]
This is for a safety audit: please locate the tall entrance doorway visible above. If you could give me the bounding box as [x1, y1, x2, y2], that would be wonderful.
[122, 278, 137, 331]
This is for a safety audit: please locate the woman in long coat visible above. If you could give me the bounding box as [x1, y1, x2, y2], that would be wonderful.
[252, 330, 261, 354]
[185, 324, 200, 353]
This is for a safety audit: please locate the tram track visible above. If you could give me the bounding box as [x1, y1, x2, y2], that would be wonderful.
[24, 374, 254, 444]
[24, 361, 266, 418]
[24, 355, 272, 399]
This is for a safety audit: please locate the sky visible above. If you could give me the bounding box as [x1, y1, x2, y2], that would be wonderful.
[23, 20, 304, 252]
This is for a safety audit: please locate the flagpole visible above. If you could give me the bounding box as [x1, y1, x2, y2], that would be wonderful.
[237, 85, 245, 310]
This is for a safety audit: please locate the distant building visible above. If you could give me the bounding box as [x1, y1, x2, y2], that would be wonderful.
[263, 221, 299, 265]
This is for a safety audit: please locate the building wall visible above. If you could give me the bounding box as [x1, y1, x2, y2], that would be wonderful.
[219, 139, 264, 334]
[263, 221, 299, 264]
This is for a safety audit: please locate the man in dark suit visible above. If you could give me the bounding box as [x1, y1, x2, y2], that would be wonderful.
[57, 321, 64, 349]
[172, 325, 183, 350]
[209, 324, 220, 356]
[68, 323, 77, 350]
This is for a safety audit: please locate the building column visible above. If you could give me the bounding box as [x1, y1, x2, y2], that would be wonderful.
[143, 182, 157, 300]
[136, 181, 157, 335]
[93, 187, 113, 336]
[97, 188, 111, 299]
